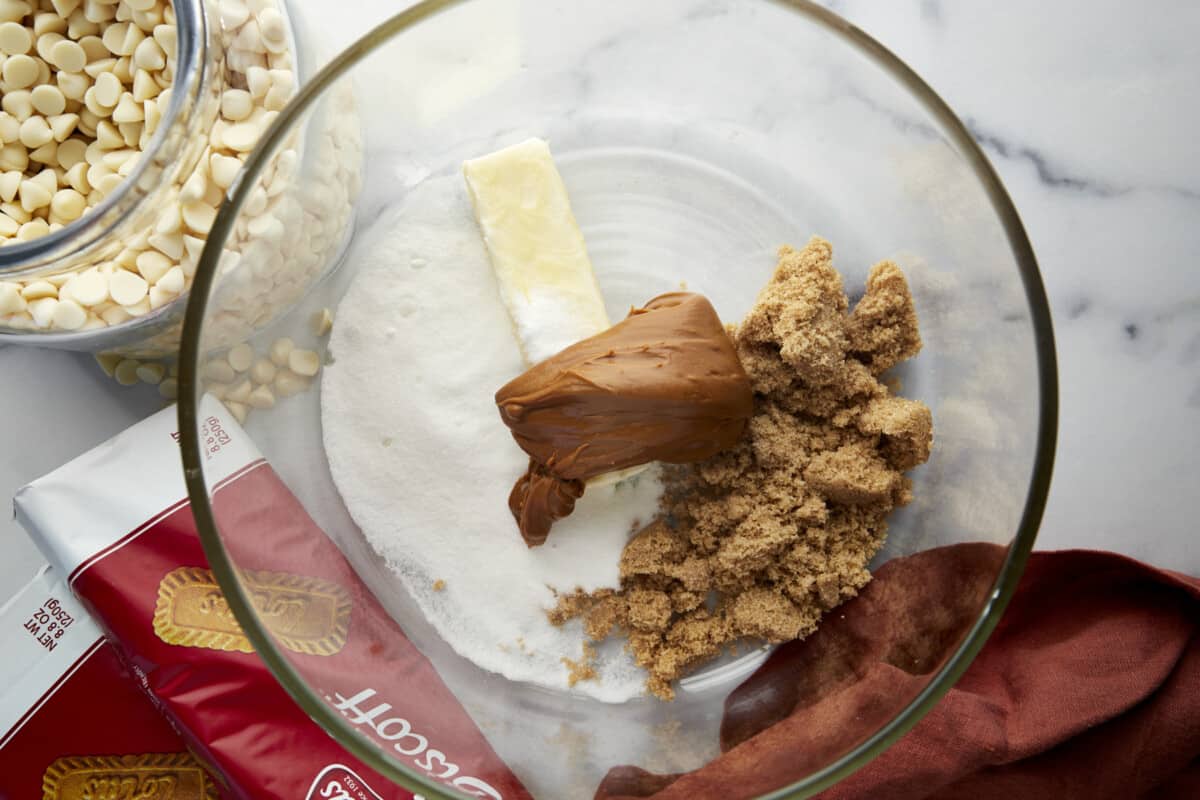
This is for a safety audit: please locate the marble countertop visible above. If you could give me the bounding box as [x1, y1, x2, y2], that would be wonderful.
[2, 0, 1197, 594]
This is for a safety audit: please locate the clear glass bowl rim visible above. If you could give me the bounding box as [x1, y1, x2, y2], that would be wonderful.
[178, 2, 1060, 798]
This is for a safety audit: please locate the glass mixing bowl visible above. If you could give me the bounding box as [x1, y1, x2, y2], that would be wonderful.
[178, 1, 1058, 797]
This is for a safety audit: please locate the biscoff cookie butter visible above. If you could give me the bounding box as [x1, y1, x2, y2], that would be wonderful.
[550, 237, 932, 699]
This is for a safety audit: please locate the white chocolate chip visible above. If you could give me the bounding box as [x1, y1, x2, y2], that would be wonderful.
[142, 97, 160, 132]
[49, 37, 85, 71]
[0, 143, 29, 172]
[0, 170, 19, 201]
[226, 378, 252, 403]
[204, 358, 236, 384]
[18, 116, 53, 149]
[30, 167, 55, 193]
[19, 279, 55, 299]
[49, 187, 85, 220]
[112, 244, 137, 268]
[181, 199, 215, 233]
[152, 23, 174, 57]
[154, 204, 180, 234]
[263, 84, 289, 112]
[48, 113, 78, 142]
[201, 177, 223, 206]
[158, 376, 177, 399]
[268, 335, 292, 366]
[27, 296, 58, 326]
[132, 35, 163, 70]
[82, 57, 116, 81]
[29, 140, 58, 166]
[220, 88, 252, 121]
[147, 230, 182, 259]
[2, 199, 33, 223]
[1, 89, 33, 121]
[227, 341, 254, 372]
[94, 170, 123, 196]
[0, 280, 23, 313]
[2, 54, 39, 88]
[0, 113, 18, 143]
[33, 12, 67, 37]
[63, 266, 106, 304]
[147, 283, 172, 309]
[35, 31, 64, 62]
[256, 8, 286, 53]
[64, 161, 88, 192]
[99, 21, 125, 54]
[205, 381, 230, 400]
[155, 264, 184, 294]
[51, 297, 86, 329]
[245, 65, 269, 99]
[181, 233, 203, 262]
[131, 68, 159, 101]
[312, 307, 333, 336]
[93, 351, 121, 376]
[135, 361, 165, 384]
[287, 347, 319, 377]
[249, 357, 275, 385]
[221, 121, 259, 152]
[30, 84, 66, 116]
[267, 68, 293, 93]
[0, 0, 30, 23]
[16, 218, 51, 240]
[76, 108, 100, 136]
[108, 268, 147, 305]
[273, 368, 306, 397]
[247, 383, 274, 409]
[209, 152, 240, 189]
[93, 70, 122, 107]
[122, 296, 151, 317]
[135, 248, 171, 283]
[219, 0, 248, 28]
[0, 20, 32, 55]
[95, 119, 123, 148]
[113, 357, 140, 386]
[99, 304, 131, 325]
[179, 165, 205, 201]
[56, 70, 89, 101]
[18, 177, 52, 212]
[112, 55, 132, 83]
[111, 93, 144, 123]
[77, 33, 106, 61]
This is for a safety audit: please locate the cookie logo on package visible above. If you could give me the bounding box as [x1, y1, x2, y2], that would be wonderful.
[153, 567, 351, 656]
[305, 764, 388, 800]
[41, 753, 217, 800]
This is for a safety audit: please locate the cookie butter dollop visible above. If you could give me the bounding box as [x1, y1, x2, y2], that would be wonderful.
[496, 292, 754, 546]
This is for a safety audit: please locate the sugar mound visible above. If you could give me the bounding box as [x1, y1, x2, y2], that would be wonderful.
[322, 176, 661, 702]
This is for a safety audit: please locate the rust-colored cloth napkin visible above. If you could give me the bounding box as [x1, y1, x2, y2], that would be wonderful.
[597, 545, 1200, 800]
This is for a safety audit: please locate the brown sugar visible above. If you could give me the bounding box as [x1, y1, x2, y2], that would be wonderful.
[562, 643, 599, 687]
[549, 237, 932, 699]
[846, 259, 923, 375]
[432, 579, 446, 591]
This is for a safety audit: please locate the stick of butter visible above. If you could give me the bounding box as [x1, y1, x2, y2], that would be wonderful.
[464, 138, 645, 489]
[462, 138, 610, 365]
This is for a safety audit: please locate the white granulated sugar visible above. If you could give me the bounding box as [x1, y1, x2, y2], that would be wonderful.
[322, 175, 662, 702]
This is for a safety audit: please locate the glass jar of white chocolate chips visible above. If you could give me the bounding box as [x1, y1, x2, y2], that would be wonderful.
[0, 0, 361, 357]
